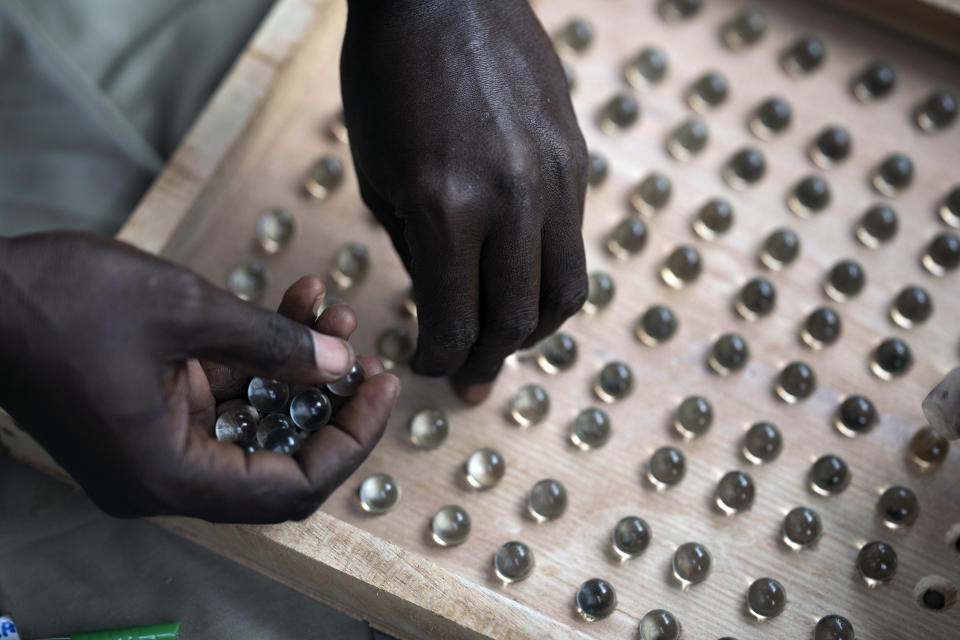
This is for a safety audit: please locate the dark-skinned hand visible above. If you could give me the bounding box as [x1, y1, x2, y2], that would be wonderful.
[341, 0, 588, 403]
[0, 232, 400, 523]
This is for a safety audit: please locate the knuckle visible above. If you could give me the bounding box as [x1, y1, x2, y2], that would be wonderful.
[259, 314, 302, 372]
[483, 310, 539, 347]
[550, 278, 589, 321]
[423, 322, 480, 354]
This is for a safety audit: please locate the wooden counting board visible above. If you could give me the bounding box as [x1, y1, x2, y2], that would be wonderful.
[3, 0, 960, 638]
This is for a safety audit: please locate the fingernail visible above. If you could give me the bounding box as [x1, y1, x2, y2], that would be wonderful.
[386, 374, 402, 403]
[313, 333, 353, 378]
[452, 381, 494, 405]
[311, 295, 326, 320]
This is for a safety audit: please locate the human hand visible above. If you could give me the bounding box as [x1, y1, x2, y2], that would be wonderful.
[341, 0, 588, 402]
[0, 232, 400, 523]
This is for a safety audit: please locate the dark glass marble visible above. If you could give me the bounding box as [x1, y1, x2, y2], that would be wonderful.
[835, 395, 877, 436]
[637, 305, 679, 345]
[708, 333, 749, 375]
[914, 89, 958, 133]
[801, 306, 842, 349]
[922, 232, 960, 276]
[852, 61, 895, 102]
[607, 215, 648, 259]
[575, 578, 617, 621]
[672, 542, 711, 586]
[871, 337, 912, 379]
[856, 540, 897, 584]
[759, 228, 800, 270]
[743, 422, 782, 464]
[721, 8, 767, 50]
[747, 578, 787, 619]
[855, 204, 898, 247]
[872, 153, 914, 195]
[776, 361, 817, 403]
[648, 446, 685, 488]
[693, 198, 733, 239]
[662, 246, 702, 288]
[674, 395, 713, 438]
[736, 277, 776, 319]
[598, 93, 640, 132]
[810, 454, 850, 495]
[810, 126, 851, 168]
[724, 147, 766, 188]
[891, 285, 932, 328]
[783, 506, 822, 549]
[716, 470, 755, 514]
[612, 516, 652, 559]
[877, 485, 919, 528]
[749, 96, 791, 138]
[824, 260, 865, 301]
[781, 36, 826, 75]
[687, 71, 729, 112]
[587, 152, 608, 187]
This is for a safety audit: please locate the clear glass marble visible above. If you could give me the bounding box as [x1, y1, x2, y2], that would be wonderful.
[747, 578, 787, 619]
[256, 412, 294, 448]
[909, 426, 949, 469]
[823, 259, 865, 302]
[692, 198, 733, 240]
[855, 204, 898, 248]
[687, 71, 729, 112]
[227, 262, 268, 302]
[871, 153, 914, 196]
[624, 46, 668, 89]
[857, 540, 897, 586]
[781, 36, 826, 75]
[326, 360, 365, 397]
[611, 516, 651, 560]
[742, 421, 782, 464]
[708, 333, 749, 375]
[493, 541, 535, 583]
[575, 578, 617, 621]
[255, 209, 297, 254]
[672, 542, 711, 587]
[570, 407, 612, 450]
[724, 147, 766, 189]
[554, 18, 593, 55]
[835, 395, 877, 437]
[597, 93, 640, 134]
[735, 277, 776, 320]
[922, 232, 960, 276]
[870, 337, 912, 380]
[809, 126, 852, 168]
[721, 9, 766, 50]
[358, 473, 400, 514]
[431, 505, 471, 546]
[593, 361, 634, 402]
[800, 306, 842, 349]
[647, 446, 685, 489]
[247, 377, 290, 415]
[877, 485, 919, 529]
[377, 326, 416, 368]
[749, 96, 791, 139]
[661, 245, 702, 288]
[263, 427, 300, 455]
[788, 175, 831, 217]
[509, 384, 550, 426]
[304, 155, 344, 199]
[758, 228, 800, 270]
[815, 615, 855, 640]
[639, 609, 681, 640]
[666, 118, 708, 161]
[527, 479, 568, 522]
[913, 89, 958, 133]
[409, 409, 450, 449]
[289, 387, 333, 431]
[636, 304, 678, 345]
[583, 271, 615, 313]
[716, 470, 755, 514]
[852, 61, 895, 102]
[465, 447, 506, 489]
[606, 215, 648, 259]
[782, 506, 822, 549]
[674, 395, 713, 438]
[536, 333, 578, 373]
[810, 454, 850, 496]
[215, 404, 259, 444]
[330, 242, 370, 288]
[630, 172, 672, 216]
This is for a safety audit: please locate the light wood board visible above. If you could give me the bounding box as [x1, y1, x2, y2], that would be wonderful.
[4, 0, 960, 638]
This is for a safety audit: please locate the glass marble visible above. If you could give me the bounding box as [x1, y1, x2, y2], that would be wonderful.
[661, 245, 702, 288]
[810, 454, 850, 496]
[408, 408, 449, 449]
[870, 337, 912, 380]
[536, 333, 578, 373]
[913, 89, 958, 133]
[611, 516, 651, 560]
[674, 395, 713, 438]
[692, 198, 733, 240]
[593, 361, 634, 402]
[377, 326, 416, 367]
[735, 277, 776, 320]
[358, 473, 400, 514]
[788, 175, 831, 217]
[431, 505, 471, 546]
[872, 153, 914, 196]
[856, 540, 897, 585]
[939, 185, 960, 227]
[835, 395, 877, 437]
[922, 232, 960, 276]
[327, 108, 348, 143]
[330, 243, 370, 288]
[326, 360, 365, 397]
[724, 147, 766, 189]
[708, 333, 749, 375]
[759, 228, 800, 270]
[742, 422, 782, 464]
[527, 479, 567, 522]
[809, 126, 852, 168]
[570, 407, 612, 450]
[658, 0, 702, 22]
[510, 383, 550, 426]
[607, 215, 648, 259]
[782, 506, 822, 549]
[877, 485, 919, 528]
[666, 118, 708, 161]
[584, 271, 615, 313]
[855, 204, 898, 248]
[598, 93, 640, 134]
[554, 18, 593, 55]
[289, 387, 333, 431]
[575, 578, 617, 621]
[562, 60, 575, 91]
[636, 304, 678, 346]
[625, 47, 668, 89]
[781, 36, 826, 75]
[237, 442, 258, 454]
[255, 208, 297, 254]
[493, 541, 535, 583]
[465, 447, 506, 489]
[215, 404, 258, 444]
[852, 61, 895, 102]
[716, 470, 755, 514]
[686, 71, 729, 112]
[672, 542, 711, 587]
[824, 259, 865, 302]
[247, 377, 290, 414]
[648, 446, 685, 488]
[639, 609, 681, 640]
[587, 152, 608, 188]
[631, 172, 672, 216]
[890, 285, 932, 328]
[256, 412, 294, 448]
[747, 578, 787, 619]
[263, 427, 300, 455]
[749, 96, 792, 139]
[815, 615, 855, 640]
[909, 426, 949, 469]
[227, 262, 268, 302]
[721, 9, 767, 50]
[304, 155, 344, 199]
[801, 306, 842, 349]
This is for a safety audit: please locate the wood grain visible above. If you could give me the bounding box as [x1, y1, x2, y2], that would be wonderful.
[5, 0, 960, 638]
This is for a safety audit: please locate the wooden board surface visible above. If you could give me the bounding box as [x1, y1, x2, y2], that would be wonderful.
[5, 0, 960, 639]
